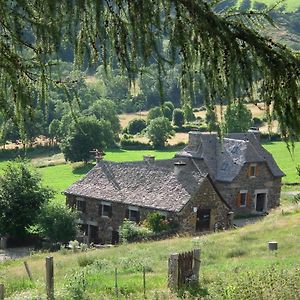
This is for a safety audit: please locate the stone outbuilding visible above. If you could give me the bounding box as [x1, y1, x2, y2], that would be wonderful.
[176, 130, 285, 215]
[65, 158, 232, 244]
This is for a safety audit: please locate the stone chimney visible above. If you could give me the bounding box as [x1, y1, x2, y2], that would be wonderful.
[174, 161, 187, 176]
[187, 131, 218, 155]
[143, 155, 155, 163]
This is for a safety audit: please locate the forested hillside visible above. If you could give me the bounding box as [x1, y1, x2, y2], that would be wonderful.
[0, 0, 299, 151]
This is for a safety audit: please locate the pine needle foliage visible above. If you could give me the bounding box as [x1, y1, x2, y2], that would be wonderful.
[0, 0, 299, 139]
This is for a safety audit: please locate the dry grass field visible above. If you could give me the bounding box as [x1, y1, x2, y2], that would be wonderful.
[119, 104, 269, 129]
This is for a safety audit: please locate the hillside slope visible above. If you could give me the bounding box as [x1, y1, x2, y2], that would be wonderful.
[1, 201, 300, 299]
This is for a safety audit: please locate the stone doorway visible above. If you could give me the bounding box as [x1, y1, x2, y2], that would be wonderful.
[196, 209, 211, 231]
[111, 231, 119, 245]
[256, 193, 266, 212]
[89, 225, 99, 243]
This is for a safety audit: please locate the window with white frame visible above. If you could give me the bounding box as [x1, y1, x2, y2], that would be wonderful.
[99, 201, 112, 218]
[126, 206, 140, 223]
[249, 163, 257, 177]
[240, 190, 248, 207]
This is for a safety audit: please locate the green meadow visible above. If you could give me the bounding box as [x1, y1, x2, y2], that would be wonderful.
[0, 142, 299, 204]
[237, 0, 299, 11]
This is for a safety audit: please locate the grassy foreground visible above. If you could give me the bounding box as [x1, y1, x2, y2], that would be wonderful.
[1, 201, 300, 299]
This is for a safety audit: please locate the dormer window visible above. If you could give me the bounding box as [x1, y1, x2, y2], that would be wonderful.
[76, 198, 86, 213]
[99, 201, 112, 218]
[126, 206, 140, 223]
[249, 163, 258, 177]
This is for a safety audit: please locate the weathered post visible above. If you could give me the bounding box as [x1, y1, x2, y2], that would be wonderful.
[24, 261, 33, 282]
[192, 248, 201, 284]
[168, 253, 179, 291]
[0, 284, 4, 300]
[143, 266, 146, 298]
[115, 267, 119, 299]
[46, 257, 54, 300]
[268, 241, 278, 251]
[0, 237, 7, 250]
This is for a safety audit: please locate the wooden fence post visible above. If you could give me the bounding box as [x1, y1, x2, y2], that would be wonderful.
[115, 267, 119, 299]
[0, 284, 4, 300]
[46, 257, 54, 300]
[143, 266, 146, 298]
[24, 261, 33, 282]
[192, 248, 201, 284]
[168, 253, 179, 290]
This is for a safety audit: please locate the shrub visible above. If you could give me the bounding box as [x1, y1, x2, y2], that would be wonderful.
[163, 106, 173, 121]
[147, 107, 163, 124]
[119, 220, 152, 243]
[77, 255, 96, 267]
[65, 269, 89, 300]
[120, 137, 152, 150]
[145, 212, 171, 233]
[172, 108, 185, 127]
[0, 160, 53, 239]
[127, 118, 147, 135]
[30, 203, 78, 244]
[252, 117, 264, 127]
[183, 105, 196, 122]
[163, 101, 175, 113]
[260, 132, 281, 141]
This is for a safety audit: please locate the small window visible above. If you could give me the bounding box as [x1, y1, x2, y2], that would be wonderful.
[76, 199, 86, 213]
[240, 192, 247, 207]
[126, 206, 140, 223]
[249, 164, 257, 177]
[237, 190, 250, 208]
[99, 202, 112, 218]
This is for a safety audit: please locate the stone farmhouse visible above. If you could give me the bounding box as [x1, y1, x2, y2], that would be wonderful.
[65, 130, 284, 244]
[65, 158, 232, 244]
[176, 130, 284, 214]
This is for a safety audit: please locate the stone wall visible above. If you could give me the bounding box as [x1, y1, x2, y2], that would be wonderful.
[66, 195, 175, 243]
[215, 162, 282, 214]
[178, 178, 231, 232]
[65, 177, 230, 242]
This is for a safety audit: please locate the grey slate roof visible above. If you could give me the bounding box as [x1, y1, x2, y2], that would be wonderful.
[65, 160, 206, 212]
[177, 131, 285, 182]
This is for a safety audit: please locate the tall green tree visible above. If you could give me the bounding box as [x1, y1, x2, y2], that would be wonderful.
[61, 116, 114, 163]
[224, 102, 253, 133]
[146, 117, 174, 149]
[84, 98, 121, 134]
[0, 1, 299, 140]
[0, 160, 53, 238]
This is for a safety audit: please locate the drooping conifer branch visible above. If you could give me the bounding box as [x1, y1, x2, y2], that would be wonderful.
[0, 0, 299, 139]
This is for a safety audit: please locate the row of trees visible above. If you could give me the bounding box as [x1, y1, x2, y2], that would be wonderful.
[123, 101, 254, 149]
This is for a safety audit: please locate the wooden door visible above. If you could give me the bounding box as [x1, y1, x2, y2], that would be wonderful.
[256, 193, 266, 212]
[196, 209, 211, 231]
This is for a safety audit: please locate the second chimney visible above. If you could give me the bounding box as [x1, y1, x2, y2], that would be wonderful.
[174, 161, 187, 176]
